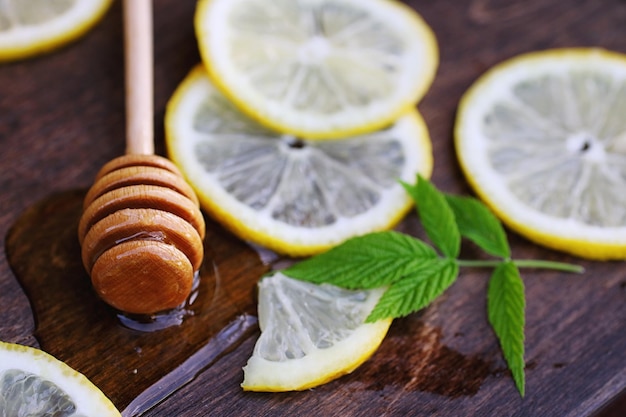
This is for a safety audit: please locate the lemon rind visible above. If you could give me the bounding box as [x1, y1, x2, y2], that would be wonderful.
[241, 318, 391, 391]
[0, 341, 121, 416]
[0, 0, 112, 62]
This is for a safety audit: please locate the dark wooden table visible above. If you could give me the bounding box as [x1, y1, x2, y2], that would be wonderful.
[1, 1, 625, 416]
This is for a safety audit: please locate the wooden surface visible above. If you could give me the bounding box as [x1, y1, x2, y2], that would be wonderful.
[1, 1, 625, 416]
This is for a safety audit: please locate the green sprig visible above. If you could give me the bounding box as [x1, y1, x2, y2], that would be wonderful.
[283, 174, 583, 397]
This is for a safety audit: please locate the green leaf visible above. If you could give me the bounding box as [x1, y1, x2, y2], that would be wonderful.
[487, 261, 526, 396]
[366, 259, 459, 322]
[402, 175, 460, 258]
[283, 231, 437, 289]
[445, 194, 511, 258]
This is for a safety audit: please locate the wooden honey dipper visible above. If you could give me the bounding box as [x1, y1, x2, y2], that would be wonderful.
[78, 0, 205, 315]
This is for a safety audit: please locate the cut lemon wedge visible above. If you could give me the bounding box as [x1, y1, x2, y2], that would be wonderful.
[455, 48, 626, 260]
[241, 272, 391, 391]
[0, 0, 112, 62]
[165, 65, 433, 256]
[0, 341, 121, 416]
[194, 0, 438, 139]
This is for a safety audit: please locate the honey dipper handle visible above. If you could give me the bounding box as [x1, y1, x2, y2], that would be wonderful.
[123, 0, 154, 155]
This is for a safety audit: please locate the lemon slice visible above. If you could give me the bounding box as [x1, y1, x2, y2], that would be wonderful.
[165, 65, 433, 256]
[0, 341, 121, 416]
[0, 0, 112, 62]
[194, 0, 438, 139]
[241, 272, 390, 391]
[456, 48, 626, 260]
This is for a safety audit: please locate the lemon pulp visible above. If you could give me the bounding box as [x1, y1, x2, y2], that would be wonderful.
[166, 65, 433, 256]
[194, 0, 438, 139]
[241, 272, 391, 391]
[456, 48, 626, 259]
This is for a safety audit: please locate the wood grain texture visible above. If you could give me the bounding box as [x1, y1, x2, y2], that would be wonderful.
[1, 0, 625, 416]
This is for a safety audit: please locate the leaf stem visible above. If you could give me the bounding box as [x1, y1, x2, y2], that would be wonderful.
[456, 259, 584, 273]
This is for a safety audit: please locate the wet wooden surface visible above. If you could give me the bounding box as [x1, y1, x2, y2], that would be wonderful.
[1, 0, 625, 416]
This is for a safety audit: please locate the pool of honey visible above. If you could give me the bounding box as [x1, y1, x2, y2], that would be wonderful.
[5, 189, 272, 414]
